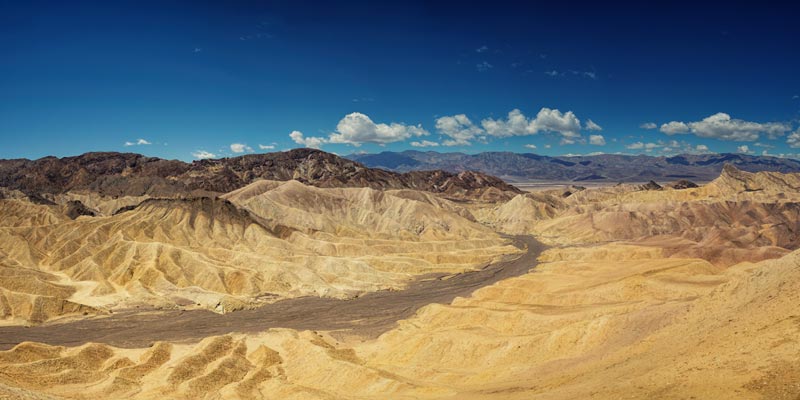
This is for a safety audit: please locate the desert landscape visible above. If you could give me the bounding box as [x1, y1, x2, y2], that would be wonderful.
[3, 1, 799, 398]
[0, 150, 797, 399]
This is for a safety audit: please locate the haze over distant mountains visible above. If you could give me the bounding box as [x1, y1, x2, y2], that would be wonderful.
[347, 151, 800, 182]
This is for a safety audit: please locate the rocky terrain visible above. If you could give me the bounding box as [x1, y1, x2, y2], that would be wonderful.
[0, 151, 799, 399]
[348, 150, 800, 182]
[0, 149, 521, 201]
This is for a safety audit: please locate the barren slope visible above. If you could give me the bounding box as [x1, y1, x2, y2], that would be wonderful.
[0, 165, 799, 399]
[0, 180, 514, 324]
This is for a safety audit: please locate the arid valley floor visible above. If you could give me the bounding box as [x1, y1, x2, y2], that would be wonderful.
[0, 150, 799, 399]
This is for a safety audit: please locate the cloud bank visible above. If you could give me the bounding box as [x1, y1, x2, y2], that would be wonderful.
[660, 113, 790, 141]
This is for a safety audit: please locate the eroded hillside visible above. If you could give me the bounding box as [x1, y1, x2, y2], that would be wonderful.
[0, 156, 798, 399]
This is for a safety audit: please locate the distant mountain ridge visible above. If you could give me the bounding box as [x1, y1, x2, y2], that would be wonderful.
[0, 149, 521, 200]
[347, 151, 800, 182]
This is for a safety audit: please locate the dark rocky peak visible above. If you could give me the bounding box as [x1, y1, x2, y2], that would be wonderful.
[670, 180, 699, 190]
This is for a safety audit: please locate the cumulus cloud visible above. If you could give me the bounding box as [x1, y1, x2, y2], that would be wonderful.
[524, 144, 537, 150]
[787, 129, 800, 148]
[481, 109, 531, 137]
[191, 150, 216, 159]
[230, 143, 254, 153]
[481, 108, 582, 139]
[435, 114, 484, 146]
[328, 112, 428, 146]
[737, 145, 753, 154]
[696, 144, 710, 152]
[691, 113, 789, 141]
[585, 119, 602, 131]
[124, 138, 152, 146]
[289, 130, 326, 149]
[410, 140, 439, 147]
[589, 134, 606, 146]
[258, 144, 275, 150]
[660, 121, 690, 134]
[640, 122, 657, 130]
[660, 113, 790, 141]
[531, 108, 583, 138]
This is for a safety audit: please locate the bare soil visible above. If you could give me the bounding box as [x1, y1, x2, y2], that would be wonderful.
[0, 236, 543, 349]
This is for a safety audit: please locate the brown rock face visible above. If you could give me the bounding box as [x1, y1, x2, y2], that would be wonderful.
[64, 200, 96, 219]
[0, 149, 521, 200]
[670, 179, 699, 189]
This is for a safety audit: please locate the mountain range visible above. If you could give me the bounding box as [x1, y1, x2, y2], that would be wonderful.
[347, 150, 800, 182]
[0, 149, 520, 202]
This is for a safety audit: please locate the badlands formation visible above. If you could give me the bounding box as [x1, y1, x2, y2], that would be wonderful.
[0, 152, 798, 399]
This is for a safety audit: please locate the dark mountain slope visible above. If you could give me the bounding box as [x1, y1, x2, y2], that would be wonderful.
[0, 149, 521, 200]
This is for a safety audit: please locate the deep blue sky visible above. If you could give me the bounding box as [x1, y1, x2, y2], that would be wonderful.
[1, 1, 799, 161]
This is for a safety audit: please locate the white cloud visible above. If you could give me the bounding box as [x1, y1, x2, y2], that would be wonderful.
[481, 107, 582, 139]
[328, 112, 428, 146]
[626, 142, 644, 150]
[531, 108, 583, 138]
[289, 130, 326, 149]
[524, 144, 537, 150]
[124, 138, 152, 146]
[661, 113, 790, 141]
[737, 145, 753, 154]
[544, 144, 552, 149]
[481, 109, 531, 137]
[410, 140, 439, 147]
[660, 121, 690, 134]
[585, 119, 602, 131]
[191, 150, 216, 159]
[626, 140, 713, 155]
[435, 114, 484, 146]
[476, 61, 493, 72]
[544, 70, 561, 77]
[626, 141, 661, 151]
[639, 122, 657, 130]
[476, 45, 488, 53]
[589, 134, 606, 146]
[258, 144, 275, 150]
[787, 129, 800, 148]
[230, 143, 254, 153]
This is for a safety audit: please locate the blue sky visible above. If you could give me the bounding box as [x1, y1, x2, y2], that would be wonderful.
[1, 1, 799, 161]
